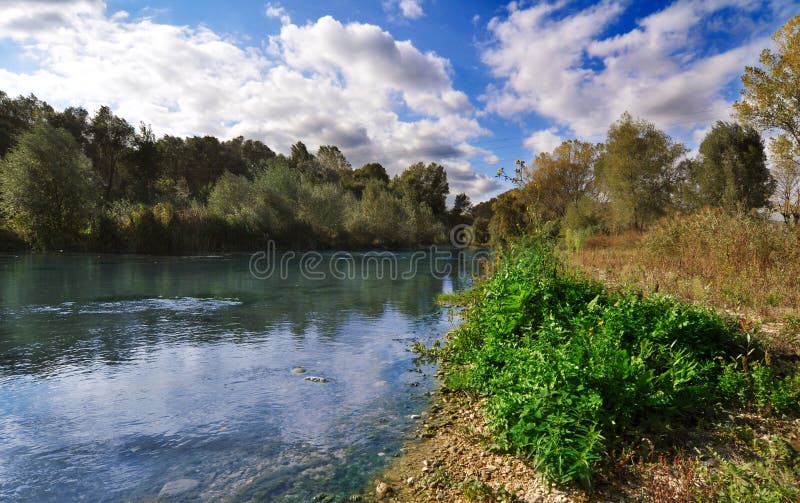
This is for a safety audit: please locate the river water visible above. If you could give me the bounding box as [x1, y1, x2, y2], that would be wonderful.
[0, 251, 478, 501]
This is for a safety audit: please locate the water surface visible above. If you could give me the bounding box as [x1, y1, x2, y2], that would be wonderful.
[0, 252, 470, 501]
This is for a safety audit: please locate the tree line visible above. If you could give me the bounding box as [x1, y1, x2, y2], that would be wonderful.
[480, 15, 800, 248]
[0, 97, 473, 252]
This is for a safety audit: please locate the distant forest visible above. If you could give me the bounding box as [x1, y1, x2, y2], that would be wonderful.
[0, 92, 477, 252]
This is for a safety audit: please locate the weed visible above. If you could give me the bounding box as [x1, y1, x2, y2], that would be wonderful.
[441, 237, 798, 486]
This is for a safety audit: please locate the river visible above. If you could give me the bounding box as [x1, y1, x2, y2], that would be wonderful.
[0, 251, 480, 501]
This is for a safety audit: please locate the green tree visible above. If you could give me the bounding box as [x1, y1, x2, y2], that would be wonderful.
[49, 106, 89, 149]
[391, 162, 449, 217]
[0, 92, 55, 156]
[734, 15, 800, 222]
[488, 189, 529, 247]
[354, 162, 389, 184]
[689, 121, 773, 211]
[596, 113, 686, 231]
[86, 106, 134, 202]
[0, 123, 99, 248]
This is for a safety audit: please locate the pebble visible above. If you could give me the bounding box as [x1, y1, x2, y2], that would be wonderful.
[292, 367, 307, 374]
[375, 481, 390, 498]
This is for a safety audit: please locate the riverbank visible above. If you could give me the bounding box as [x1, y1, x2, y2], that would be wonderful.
[360, 389, 576, 502]
[358, 239, 800, 502]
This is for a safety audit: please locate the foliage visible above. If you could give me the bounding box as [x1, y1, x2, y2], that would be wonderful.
[734, 15, 800, 224]
[441, 239, 797, 486]
[391, 161, 449, 217]
[0, 123, 99, 249]
[596, 113, 686, 231]
[519, 140, 601, 223]
[688, 121, 774, 211]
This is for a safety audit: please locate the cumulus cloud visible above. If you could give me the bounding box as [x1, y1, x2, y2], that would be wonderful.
[265, 3, 291, 26]
[383, 0, 425, 20]
[524, 129, 563, 156]
[482, 0, 791, 142]
[0, 3, 501, 199]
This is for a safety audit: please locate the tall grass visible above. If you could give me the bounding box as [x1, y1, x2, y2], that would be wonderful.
[442, 238, 799, 487]
[571, 209, 800, 318]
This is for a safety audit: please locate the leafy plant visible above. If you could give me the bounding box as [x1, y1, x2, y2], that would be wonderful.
[441, 238, 796, 486]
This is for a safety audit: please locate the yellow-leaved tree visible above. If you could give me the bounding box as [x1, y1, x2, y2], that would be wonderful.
[734, 14, 800, 222]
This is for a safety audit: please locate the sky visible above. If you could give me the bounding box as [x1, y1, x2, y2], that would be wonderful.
[0, 0, 797, 201]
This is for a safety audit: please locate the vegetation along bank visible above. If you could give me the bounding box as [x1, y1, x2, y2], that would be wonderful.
[360, 237, 800, 502]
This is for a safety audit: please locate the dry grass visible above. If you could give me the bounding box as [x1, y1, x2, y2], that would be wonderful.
[568, 209, 800, 329]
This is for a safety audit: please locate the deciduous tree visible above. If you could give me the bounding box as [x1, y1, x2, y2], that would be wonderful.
[0, 124, 99, 248]
[596, 113, 685, 231]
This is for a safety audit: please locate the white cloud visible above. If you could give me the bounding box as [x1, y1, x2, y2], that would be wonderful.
[265, 3, 291, 26]
[0, 4, 501, 199]
[399, 0, 425, 19]
[482, 0, 791, 143]
[383, 0, 425, 20]
[524, 129, 562, 155]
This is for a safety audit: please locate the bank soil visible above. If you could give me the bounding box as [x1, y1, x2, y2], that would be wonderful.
[361, 390, 577, 503]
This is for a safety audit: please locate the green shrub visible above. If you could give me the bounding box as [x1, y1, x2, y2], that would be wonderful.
[442, 238, 796, 486]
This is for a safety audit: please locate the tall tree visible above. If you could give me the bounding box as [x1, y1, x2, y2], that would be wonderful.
[0, 124, 99, 249]
[86, 106, 134, 202]
[126, 124, 162, 202]
[596, 113, 686, 231]
[689, 121, 773, 211]
[734, 14, 800, 221]
[391, 162, 449, 217]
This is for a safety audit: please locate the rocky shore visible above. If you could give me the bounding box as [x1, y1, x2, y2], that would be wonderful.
[359, 390, 578, 503]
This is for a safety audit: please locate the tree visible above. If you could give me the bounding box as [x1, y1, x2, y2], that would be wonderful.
[354, 163, 389, 184]
[49, 106, 89, 149]
[126, 124, 162, 203]
[734, 15, 800, 146]
[391, 162, 449, 217]
[596, 113, 686, 231]
[520, 140, 600, 222]
[86, 106, 134, 202]
[488, 189, 529, 247]
[770, 135, 800, 222]
[0, 92, 55, 156]
[317, 145, 351, 173]
[223, 136, 275, 173]
[0, 123, 99, 248]
[451, 193, 472, 217]
[689, 121, 773, 211]
[734, 15, 800, 222]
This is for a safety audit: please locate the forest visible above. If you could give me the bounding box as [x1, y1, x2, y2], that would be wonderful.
[0, 99, 471, 252]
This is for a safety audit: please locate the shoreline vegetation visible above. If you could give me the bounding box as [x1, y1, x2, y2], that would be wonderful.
[358, 233, 800, 502]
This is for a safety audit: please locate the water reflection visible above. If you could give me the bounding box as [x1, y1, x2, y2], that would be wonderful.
[0, 252, 474, 501]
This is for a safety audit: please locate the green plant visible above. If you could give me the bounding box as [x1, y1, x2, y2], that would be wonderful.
[441, 238, 796, 487]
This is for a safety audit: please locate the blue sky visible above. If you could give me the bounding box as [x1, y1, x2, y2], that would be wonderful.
[0, 1, 796, 200]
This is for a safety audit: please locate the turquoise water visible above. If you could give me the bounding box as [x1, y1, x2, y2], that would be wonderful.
[0, 252, 472, 501]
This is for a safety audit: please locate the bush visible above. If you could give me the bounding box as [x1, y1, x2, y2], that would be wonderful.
[442, 239, 795, 486]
